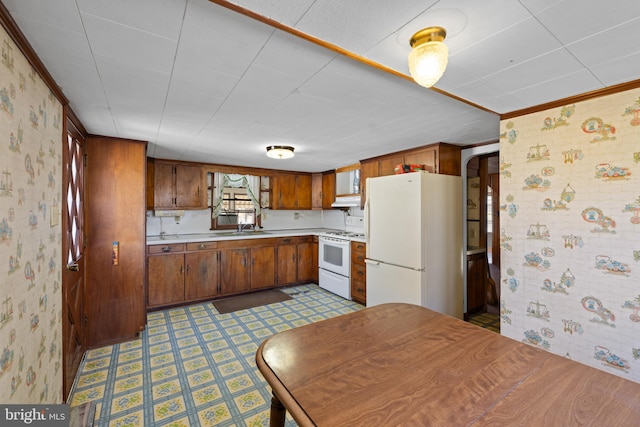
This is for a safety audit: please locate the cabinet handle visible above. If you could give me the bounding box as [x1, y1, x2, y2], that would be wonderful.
[186, 265, 190, 274]
[199, 243, 206, 249]
[180, 265, 183, 274]
[357, 271, 364, 276]
[162, 246, 172, 252]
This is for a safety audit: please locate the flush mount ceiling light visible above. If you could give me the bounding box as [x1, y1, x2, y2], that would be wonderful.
[408, 26, 448, 88]
[266, 145, 295, 159]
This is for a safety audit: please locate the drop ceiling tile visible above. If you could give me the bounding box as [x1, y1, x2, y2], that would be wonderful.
[483, 48, 584, 93]
[295, 1, 388, 53]
[179, 0, 274, 77]
[226, 0, 316, 26]
[9, 15, 95, 69]
[74, 106, 117, 136]
[4, 0, 84, 33]
[509, 69, 604, 108]
[77, 0, 187, 40]
[253, 30, 337, 81]
[450, 17, 563, 79]
[589, 51, 640, 86]
[566, 18, 640, 67]
[530, 0, 640, 45]
[81, 13, 178, 73]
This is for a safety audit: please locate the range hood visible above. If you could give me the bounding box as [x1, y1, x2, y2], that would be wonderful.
[331, 195, 361, 208]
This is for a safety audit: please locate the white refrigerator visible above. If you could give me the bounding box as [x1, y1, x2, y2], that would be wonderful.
[364, 171, 463, 319]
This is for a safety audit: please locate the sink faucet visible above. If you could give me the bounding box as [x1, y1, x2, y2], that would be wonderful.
[238, 223, 254, 232]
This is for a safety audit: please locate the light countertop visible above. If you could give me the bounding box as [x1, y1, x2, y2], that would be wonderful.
[147, 228, 341, 245]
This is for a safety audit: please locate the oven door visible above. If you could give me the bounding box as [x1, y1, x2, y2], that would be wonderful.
[318, 236, 350, 277]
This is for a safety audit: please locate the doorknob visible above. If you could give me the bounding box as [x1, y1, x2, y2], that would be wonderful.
[67, 263, 79, 271]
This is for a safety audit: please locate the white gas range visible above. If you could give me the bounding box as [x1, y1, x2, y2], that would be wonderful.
[318, 229, 365, 300]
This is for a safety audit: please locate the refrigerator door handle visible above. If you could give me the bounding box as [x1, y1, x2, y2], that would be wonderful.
[364, 195, 370, 243]
[365, 258, 423, 272]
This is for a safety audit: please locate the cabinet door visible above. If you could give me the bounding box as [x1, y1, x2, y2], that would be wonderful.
[297, 241, 315, 283]
[322, 172, 336, 209]
[359, 160, 379, 209]
[277, 243, 298, 285]
[273, 175, 297, 209]
[296, 174, 312, 209]
[250, 246, 276, 290]
[220, 249, 250, 295]
[148, 254, 185, 306]
[311, 173, 323, 209]
[175, 164, 204, 208]
[378, 155, 405, 176]
[404, 148, 437, 173]
[184, 251, 219, 300]
[154, 162, 176, 208]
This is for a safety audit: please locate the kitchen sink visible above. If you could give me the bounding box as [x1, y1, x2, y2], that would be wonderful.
[212, 230, 272, 237]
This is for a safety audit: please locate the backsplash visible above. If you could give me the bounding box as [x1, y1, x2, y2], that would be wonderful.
[0, 26, 63, 402]
[500, 87, 640, 383]
[146, 208, 358, 235]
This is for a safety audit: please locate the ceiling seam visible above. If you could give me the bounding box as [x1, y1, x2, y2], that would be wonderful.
[154, 0, 190, 159]
[73, 0, 119, 138]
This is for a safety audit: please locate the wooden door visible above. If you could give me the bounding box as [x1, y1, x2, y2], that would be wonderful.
[175, 164, 204, 208]
[185, 251, 219, 300]
[273, 175, 296, 209]
[296, 241, 315, 283]
[62, 119, 86, 400]
[277, 244, 298, 285]
[154, 162, 175, 208]
[359, 159, 380, 209]
[250, 246, 276, 290]
[85, 137, 146, 347]
[148, 254, 185, 306]
[220, 249, 250, 294]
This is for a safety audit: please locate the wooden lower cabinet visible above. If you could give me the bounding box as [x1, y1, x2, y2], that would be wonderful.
[147, 235, 317, 309]
[350, 241, 367, 305]
[185, 251, 219, 300]
[277, 242, 298, 286]
[250, 246, 276, 290]
[220, 248, 250, 294]
[296, 237, 315, 283]
[148, 253, 185, 306]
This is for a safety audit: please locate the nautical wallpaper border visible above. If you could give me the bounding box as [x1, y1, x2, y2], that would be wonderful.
[500, 87, 640, 383]
[0, 24, 63, 403]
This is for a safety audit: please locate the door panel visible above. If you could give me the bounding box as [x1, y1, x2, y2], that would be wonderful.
[62, 119, 86, 400]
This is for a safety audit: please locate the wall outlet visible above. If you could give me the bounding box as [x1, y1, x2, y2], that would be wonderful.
[293, 212, 300, 220]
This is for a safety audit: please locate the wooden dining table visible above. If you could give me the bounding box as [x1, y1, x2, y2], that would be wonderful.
[256, 303, 640, 426]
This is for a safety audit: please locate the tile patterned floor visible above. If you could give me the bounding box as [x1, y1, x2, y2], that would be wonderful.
[69, 285, 501, 426]
[68, 284, 363, 427]
[468, 312, 501, 333]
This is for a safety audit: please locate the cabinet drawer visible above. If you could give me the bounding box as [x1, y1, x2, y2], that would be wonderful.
[351, 249, 366, 264]
[148, 243, 185, 254]
[351, 263, 366, 281]
[297, 235, 314, 244]
[351, 241, 366, 252]
[186, 241, 217, 251]
[351, 278, 366, 303]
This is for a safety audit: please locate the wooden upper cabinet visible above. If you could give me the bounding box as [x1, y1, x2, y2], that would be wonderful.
[378, 155, 405, 176]
[359, 143, 462, 208]
[272, 173, 312, 210]
[151, 160, 206, 209]
[322, 172, 336, 209]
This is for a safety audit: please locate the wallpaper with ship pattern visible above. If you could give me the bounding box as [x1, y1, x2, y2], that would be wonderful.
[0, 25, 64, 403]
[500, 87, 640, 383]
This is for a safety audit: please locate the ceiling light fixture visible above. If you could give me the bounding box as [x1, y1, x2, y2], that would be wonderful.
[408, 26, 448, 88]
[266, 145, 295, 159]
